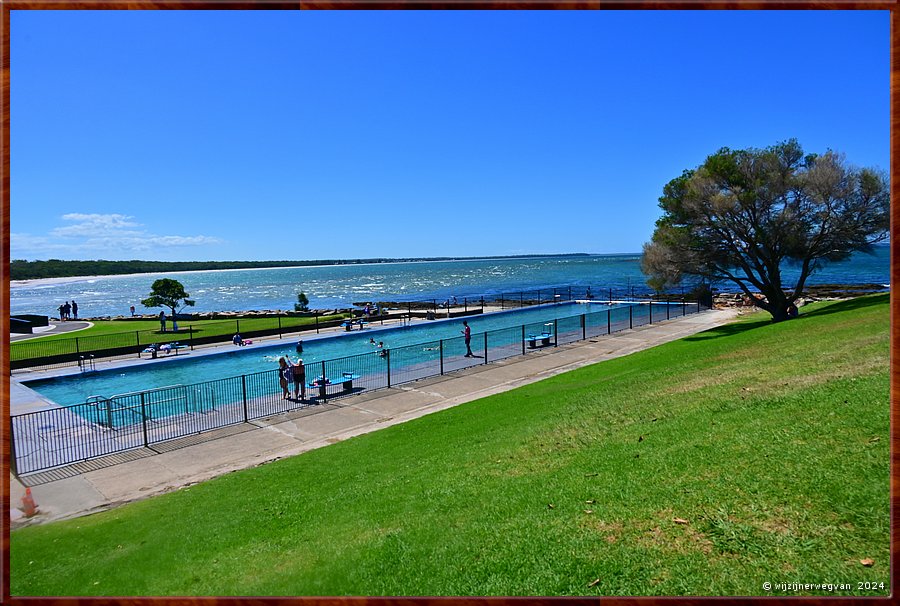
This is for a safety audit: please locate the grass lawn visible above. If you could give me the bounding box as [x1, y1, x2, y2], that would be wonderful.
[10, 295, 889, 596]
[10, 314, 349, 351]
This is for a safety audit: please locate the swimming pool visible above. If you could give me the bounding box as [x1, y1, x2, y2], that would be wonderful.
[12, 299, 701, 474]
[24, 302, 622, 410]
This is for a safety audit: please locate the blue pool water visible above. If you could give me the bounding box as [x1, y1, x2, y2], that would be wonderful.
[25, 301, 619, 408]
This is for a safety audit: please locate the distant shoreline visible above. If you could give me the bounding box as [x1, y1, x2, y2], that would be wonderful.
[10, 253, 611, 283]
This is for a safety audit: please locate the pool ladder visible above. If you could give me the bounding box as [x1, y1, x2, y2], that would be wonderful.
[85, 395, 115, 428]
[78, 354, 96, 372]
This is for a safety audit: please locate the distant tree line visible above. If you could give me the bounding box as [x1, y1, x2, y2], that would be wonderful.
[10, 254, 590, 281]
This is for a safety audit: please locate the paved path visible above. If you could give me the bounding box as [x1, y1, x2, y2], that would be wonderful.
[10, 321, 92, 342]
[9, 308, 739, 527]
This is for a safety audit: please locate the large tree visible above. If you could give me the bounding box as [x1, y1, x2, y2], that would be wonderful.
[141, 278, 195, 320]
[642, 139, 889, 322]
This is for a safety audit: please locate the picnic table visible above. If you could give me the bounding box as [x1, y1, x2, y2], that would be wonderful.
[341, 320, 369, 331]
[309, 372, 361, 399]
[524, 333, 553, 349]
[141, 342, 187, 358]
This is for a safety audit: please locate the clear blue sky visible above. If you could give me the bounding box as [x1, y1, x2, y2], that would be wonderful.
[10, 10, 889, 262]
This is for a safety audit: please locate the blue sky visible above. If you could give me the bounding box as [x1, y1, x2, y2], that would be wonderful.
[10, 10, 889, 261]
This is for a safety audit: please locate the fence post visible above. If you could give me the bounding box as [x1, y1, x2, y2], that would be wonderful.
[483, 332, 488, 363]
[697, 298, 701, 313]
[75, 337, 80, 355]
[320, 361, 328, 402]
[554, 319, 558, 347]
[480, 296, 484, 311]
[537, 289, 541, 305]
[522, 325, 526, 355]
[189, 326, 194, 351]
[140, 393, 149, 447]
[9, 421, 18, 476]
[386, 351, 391, 388]
[607, 309, 611, 335]
[608, 288, 612, 304]
[236, 319, 240, 334]
[439, 339, 444, 375]
[649, 298, 653, 324]
[278, 316, 282, 338]
[242, 375, 249, 422]
[667, 296, 670, 320]
[629, 305, 633, 329]
[464, 298, 468, 312]
[581, 314, 586, 340]
[499, 295, 503, 310]
[520, 292, 524, 307]
[316, 311, 319, 334]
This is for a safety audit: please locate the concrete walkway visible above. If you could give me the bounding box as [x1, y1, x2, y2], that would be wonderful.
[9, 308, 739, 528]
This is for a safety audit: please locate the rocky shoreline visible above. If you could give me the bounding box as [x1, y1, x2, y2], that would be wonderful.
[70, 284, 887, 321]
[713, 283, 888, 310]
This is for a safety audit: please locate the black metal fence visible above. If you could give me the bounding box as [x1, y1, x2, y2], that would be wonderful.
[11, 298, 708, 475]
[10, 287, 693, 371]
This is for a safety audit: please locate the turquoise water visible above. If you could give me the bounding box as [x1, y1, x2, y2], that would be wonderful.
[25, 301, 619, 408]
[9, 247, 889, 318]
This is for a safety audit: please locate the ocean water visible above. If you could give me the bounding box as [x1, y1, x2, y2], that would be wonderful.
[9, 247, 889, 318]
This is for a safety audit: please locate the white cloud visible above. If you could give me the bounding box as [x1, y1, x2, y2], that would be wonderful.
[12, 213, 223, 260]
[51, 213, 142, 237]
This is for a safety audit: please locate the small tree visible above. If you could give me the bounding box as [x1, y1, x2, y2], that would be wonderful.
[294, 291, 310, 312]
[141, 278, 195, 322]
[642, 140, 889, 322]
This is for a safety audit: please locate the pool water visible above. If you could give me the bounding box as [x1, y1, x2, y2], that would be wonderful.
[25, 302, 619, 408]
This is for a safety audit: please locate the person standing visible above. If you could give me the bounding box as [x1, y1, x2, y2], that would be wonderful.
[58, 303, 65, 321]
[278, 357, 292, 400]
[159, 310, 167, 332]
[71, 300, 78, 320]
[462, 320, 474, 357]
[62, 301, 71, 321]
[130, 305, 136, 317]
[287, 355, 306, 400]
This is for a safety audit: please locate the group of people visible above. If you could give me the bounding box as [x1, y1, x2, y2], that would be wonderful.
[277, 355, 306, 400]
[57, 300, 78, 321]
[368, 338, 388, 357]
[363, 303, 380, 317]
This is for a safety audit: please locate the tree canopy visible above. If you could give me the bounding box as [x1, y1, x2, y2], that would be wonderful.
[141, 279, 196, 318]
[642, 139, 889, 321]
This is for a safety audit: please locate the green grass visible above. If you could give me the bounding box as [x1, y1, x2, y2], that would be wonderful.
[10, 295, 889, 596]
[10, 314, 349, 357]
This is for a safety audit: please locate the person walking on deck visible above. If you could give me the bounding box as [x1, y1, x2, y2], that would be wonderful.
[462, 320, 474, 357]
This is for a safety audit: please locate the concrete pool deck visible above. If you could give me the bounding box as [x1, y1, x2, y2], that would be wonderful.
[9, 307, 739, 528]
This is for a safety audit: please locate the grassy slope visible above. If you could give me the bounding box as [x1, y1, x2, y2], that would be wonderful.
[10, 295, 889, 596]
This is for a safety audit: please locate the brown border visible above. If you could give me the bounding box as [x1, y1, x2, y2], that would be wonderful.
[1, 2, 895, 604]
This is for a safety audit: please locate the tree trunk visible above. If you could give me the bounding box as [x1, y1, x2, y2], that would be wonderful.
[764, 288, 790, 322]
